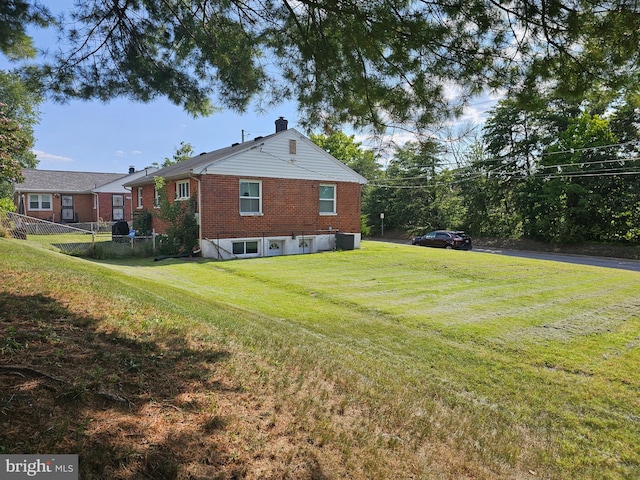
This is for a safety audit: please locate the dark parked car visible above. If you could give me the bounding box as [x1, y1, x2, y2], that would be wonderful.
[412, 230, 472, 250]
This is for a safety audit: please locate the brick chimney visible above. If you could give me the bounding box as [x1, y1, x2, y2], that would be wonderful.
[275, 116, 288, 133]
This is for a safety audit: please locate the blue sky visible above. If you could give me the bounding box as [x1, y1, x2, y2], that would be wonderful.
[30, 96, 301, 174]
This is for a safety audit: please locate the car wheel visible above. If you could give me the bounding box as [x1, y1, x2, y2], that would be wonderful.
[445, 244, 453, 249]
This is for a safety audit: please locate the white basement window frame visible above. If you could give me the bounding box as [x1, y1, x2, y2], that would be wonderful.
[232, 240, 259, 255]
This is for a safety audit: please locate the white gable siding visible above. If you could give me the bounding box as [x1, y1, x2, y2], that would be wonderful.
[201, 130, 367, 184]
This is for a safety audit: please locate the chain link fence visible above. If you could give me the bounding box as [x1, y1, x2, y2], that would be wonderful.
[1, 212, 155, 257]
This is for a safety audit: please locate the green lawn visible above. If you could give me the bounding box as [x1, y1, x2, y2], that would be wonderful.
[2, 238, 638, 478]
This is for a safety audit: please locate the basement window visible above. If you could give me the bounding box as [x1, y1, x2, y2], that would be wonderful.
[232, 240, 259, 255]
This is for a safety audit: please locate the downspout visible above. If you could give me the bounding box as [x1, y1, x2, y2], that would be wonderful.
[124, 186, 132, 224]
[93, 193, 99, 229]
[190, 172, 202, 251]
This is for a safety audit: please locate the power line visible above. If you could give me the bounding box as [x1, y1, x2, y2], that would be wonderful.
[367, 155, 640, 188]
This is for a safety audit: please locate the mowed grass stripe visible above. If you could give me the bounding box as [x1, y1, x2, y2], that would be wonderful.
[101, 243, 639, 476]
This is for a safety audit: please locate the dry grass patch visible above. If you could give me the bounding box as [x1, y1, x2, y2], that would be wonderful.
[0, 251, 349, 479]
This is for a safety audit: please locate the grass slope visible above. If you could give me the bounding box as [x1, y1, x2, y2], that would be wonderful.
[1, 238, 638, 479]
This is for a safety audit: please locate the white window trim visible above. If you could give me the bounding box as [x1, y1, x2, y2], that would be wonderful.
[28, 194, 52, 211]
[137, 187, 143, 208]
[319, 184, 337, 215]
[239, 180, 262, 215]
[176, 180, 190, 200]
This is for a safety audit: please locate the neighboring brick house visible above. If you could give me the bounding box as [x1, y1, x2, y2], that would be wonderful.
[126, 118, 368, 258]
[13, 167, 157, 224]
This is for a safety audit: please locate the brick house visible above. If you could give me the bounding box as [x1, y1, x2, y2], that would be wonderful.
[125, 118, 368, 258]
[13, 167, 157, 224]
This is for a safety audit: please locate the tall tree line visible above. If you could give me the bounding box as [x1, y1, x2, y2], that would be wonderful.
[360, 93, 640, 244]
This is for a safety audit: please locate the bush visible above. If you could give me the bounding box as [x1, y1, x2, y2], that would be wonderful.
[153, 180, 199, 256]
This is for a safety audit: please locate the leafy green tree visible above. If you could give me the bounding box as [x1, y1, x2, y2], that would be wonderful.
[0, 1, 52, 60]
[368, 140, 468, 235]
[0, 72, 41, 198]
[456, 137, 522, 238]
[536, 113, 625, 242]
[0, 102, 32, 184]
[473, 91, 640, 243]
[3, 1, 639, 131]
[152, 177, 199, 256]
[149, 141, 198, 254]
[153, 141, 194, 168]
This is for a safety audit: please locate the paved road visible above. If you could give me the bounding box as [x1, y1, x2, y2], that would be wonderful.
[473, 247, 640, 272]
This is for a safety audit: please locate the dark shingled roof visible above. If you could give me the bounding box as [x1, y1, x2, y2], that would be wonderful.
[125, 131, 280, 186]
[13, 169, 128, 193]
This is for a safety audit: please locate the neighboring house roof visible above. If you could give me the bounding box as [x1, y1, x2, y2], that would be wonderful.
[13, 169, 128, 194]
[93, 167, 158, 193]
[125, 129, 368, 186]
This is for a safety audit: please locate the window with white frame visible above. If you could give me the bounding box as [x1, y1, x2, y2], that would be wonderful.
[232, 240, 259, 255]
[319, 184, 336, 214]
[239, 180, 261, 214]
[137, 187, 143, 208]
[176, 180, 190, 200]
[28, 194, 52, 210]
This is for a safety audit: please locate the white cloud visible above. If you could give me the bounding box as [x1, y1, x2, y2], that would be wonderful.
[33, 150, 74, 163]
[115, 150, 143, 158]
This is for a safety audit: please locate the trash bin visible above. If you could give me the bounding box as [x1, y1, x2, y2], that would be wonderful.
[112, 221, 130, 242]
